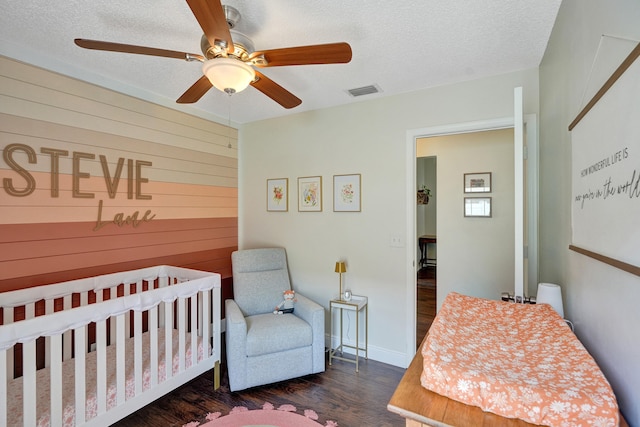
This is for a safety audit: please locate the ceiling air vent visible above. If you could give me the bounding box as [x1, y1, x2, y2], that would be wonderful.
[347, 84, 381, 97]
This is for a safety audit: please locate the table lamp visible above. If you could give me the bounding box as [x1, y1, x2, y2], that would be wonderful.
[536, 282, 564, 318]
[335, 261, 347, 300]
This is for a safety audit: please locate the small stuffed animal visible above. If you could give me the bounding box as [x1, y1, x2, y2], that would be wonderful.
[274, 289, 297, 314]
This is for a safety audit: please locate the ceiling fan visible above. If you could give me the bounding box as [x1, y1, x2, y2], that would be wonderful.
[74, 0, 352, 109]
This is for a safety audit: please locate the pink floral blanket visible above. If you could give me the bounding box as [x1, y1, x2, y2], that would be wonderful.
[420, 292, 619, 427]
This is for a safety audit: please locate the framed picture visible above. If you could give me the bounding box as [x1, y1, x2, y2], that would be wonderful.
[333, 174, 361, 212]
[267, 178, 288, 212]
[298, 176, 322, 212]
[464, 197, 492, 217]
[464, 172, 492, 193]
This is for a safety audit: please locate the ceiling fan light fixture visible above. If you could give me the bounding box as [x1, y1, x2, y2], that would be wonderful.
[202, 58, 255, 94]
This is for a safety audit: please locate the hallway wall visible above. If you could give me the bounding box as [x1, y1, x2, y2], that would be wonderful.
[418, 129, 515, 307]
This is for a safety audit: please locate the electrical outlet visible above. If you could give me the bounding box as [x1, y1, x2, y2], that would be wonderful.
[390, 234, 404, 247]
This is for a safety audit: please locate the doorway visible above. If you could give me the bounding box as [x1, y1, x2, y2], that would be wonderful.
[405, 112, 539, 360]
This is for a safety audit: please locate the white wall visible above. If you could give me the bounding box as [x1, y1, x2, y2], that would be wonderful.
[539, 0, 640, 424]
[239, 68, 538, 366]
[418, 129, 515, 308]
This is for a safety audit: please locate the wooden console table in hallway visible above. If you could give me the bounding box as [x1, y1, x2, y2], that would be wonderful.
[418, 235, 436, 268]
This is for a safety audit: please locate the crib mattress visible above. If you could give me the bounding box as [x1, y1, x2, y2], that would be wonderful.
[7, 328, 207, 427]
[420, 292, 619, 427]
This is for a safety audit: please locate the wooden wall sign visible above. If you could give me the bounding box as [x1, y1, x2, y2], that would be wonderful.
[569, 41, 640, 277]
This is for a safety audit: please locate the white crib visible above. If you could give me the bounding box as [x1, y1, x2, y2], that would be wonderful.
[0, 265, 222, 427]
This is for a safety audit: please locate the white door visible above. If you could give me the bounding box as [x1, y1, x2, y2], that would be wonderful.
[514, 87, 525, 300]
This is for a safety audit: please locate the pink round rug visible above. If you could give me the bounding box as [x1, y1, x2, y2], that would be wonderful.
[183, 403, 338, 427]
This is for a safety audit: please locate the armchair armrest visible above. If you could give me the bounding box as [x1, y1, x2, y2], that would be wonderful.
[293, 293, 325, 373]
[225, 299, 247, 337]
[225, 299, 248, 382]
[292, 293, 323, 325]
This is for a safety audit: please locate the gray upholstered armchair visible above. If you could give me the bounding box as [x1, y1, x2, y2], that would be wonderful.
[225, 248, 325, 391]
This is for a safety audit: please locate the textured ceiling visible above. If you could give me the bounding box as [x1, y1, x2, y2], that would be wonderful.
[0, 1, 561, 125]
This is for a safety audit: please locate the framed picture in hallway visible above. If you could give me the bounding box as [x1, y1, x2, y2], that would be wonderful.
[267, 178, 288, 212]
[298, 176, 322, 212]
[464, 197, 492, 217]
[464, 172, 492, 193]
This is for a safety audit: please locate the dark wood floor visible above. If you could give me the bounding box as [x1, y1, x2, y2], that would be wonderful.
[417, 265, 437, 348]
[113, 269, 436, 427]
[113, 351, 407, 427]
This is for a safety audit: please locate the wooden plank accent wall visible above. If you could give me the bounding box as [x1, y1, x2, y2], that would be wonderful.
[0, 56, 237, 293]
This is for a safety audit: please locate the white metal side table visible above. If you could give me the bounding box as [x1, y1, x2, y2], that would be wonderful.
[329, 295, 368, 372]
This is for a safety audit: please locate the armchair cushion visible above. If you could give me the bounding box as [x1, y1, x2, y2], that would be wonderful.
[232, 248, 291, 316]
[246, 313, 312, 357]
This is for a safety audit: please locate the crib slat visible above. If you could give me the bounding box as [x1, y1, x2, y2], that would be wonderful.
[0, 349, 7, 427]
[164, 302, 173, 380]
[74, 326, 87, 424]
[159, 275, 168, 288]
[95, 289, 105, 414]
[80, 292, 89, 352]
[212, 287, 221, 362]
[80, 291, 88, 308]
[23, 340, 37, 427]
[25, 302, 35, 320]
[50, 334, 63, 427]
[116, 314, 126, 405]
[158, 276, 167, 329]
[124, 284, 131, 343]
[190, 295, 197, 367]
[134, 310, 143, 396]
[2, 308, 13, 381]
[202, 290, 210, 357]
[96, 319, 107, 415]
[109, 285, 118, 345]
[63, 295, 72, 360]
[149, 307, 159, 387]
[178, 298, 186, 373]
[44, 299, 54, 368]
[24, 302, 37, 424]
[197, 291, 203, 337]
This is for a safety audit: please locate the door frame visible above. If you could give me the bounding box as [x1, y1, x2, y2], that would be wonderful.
[404, 114, 538, 363]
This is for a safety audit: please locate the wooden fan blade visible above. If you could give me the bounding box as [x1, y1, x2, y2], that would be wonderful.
[176, 75, 213, 103]
[74, 39, 204, 61]
[250, 71, 301, 109]
[249, 42, 352, 67]
[185, 0, 234, 53]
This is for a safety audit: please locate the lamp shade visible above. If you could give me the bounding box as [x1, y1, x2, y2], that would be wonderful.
[202, 58, 255, 94]
[536, 282, 564, 318]
[335, 261, 346, 273]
